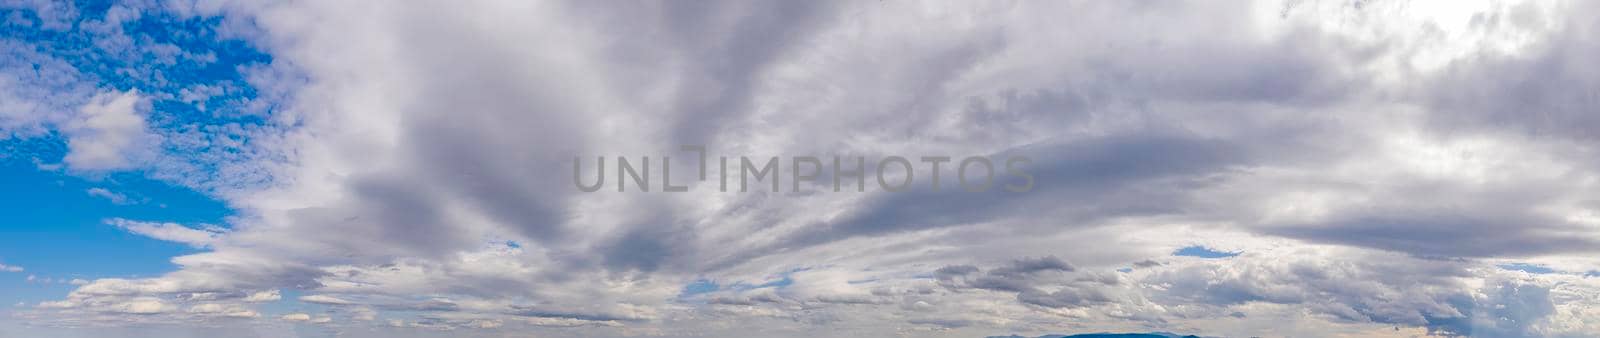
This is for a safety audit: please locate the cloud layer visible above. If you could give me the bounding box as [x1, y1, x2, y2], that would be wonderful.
[5, 0, 1600, 337]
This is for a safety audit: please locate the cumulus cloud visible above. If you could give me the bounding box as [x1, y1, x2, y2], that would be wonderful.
[7, 0, 1600, 337]
[0, 263, 21, 273]
[62, 90, 157, 171]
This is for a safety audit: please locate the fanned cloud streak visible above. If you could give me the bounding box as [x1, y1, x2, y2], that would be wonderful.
[3, 0, 1600, 337]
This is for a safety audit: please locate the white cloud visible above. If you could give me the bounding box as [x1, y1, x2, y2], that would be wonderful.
[105, 218, 224, 248]
[85, 188, 132, 205]
[62, 90, 157, 171]
[243, 290, 281, 303]
[0, 38, 92, 140]
[188, 303, 260, 318]
[0, 263, 21, 273]
[280, 313, 311, 322]
[108, 298, 173, 315]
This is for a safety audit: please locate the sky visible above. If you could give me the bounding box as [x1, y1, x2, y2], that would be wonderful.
[1, 0, 1599, 337]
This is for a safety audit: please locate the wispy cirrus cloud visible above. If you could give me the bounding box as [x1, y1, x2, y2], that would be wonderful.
[105, 218, 225, 248]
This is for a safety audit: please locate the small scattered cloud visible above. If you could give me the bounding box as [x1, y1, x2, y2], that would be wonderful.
[244, 290, 282, 303]
[0, 263, 21, 272]
[85, 187, 133, 205]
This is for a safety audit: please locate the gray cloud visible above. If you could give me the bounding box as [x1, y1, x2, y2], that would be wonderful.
[10, 0, 1600, 337]
[1269, 210, 1600, 258]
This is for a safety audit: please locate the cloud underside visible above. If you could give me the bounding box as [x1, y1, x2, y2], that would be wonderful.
[7, 0, 1600, 337]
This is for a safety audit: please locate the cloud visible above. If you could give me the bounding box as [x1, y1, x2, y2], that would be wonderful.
[937, 256, 1129, 310]
[299, 294, 354, 305]
[1265, 207, 1600, 258]
[187, 303, 260, 318]
[85, 297, 177, 315]
[62, 90, 158, 171]
[8, 0, 1600, 337]
[105, 218, 225, 248]
[86, 188, 133, 205]
[243, 290, 281, 303]
[0, 38, 95, 139]
[0, 263, 21, 272]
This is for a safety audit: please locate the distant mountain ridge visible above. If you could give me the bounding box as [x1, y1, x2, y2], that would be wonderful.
[987, 332, 1202, 338]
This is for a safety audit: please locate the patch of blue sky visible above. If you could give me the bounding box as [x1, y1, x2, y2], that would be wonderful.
[1497, 263, 1555, 275]
[0, 155, 232, 307]
[677, 269, 802, 300]
[3, 2, 285, 184]
[1172, 245, 1240, 259]
[679, 279, 720, 297]
[257, 288, 307, 318]
[3, 2, 273, 112]
[0, 1, 279, 308]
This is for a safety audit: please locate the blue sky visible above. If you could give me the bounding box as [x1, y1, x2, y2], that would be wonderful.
[4, 1, 1600, 338]
[0, 158, 229, 304]
[0, 0, 251, 299]
[1, 0, 263, 326]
